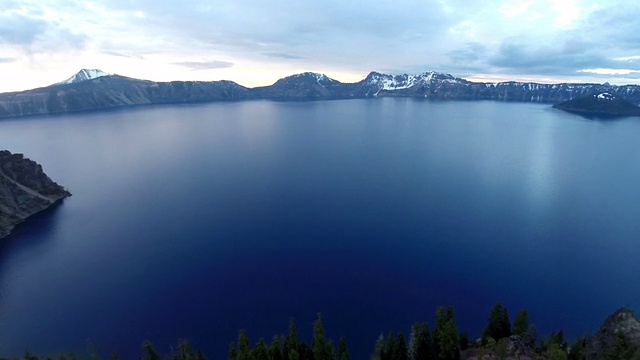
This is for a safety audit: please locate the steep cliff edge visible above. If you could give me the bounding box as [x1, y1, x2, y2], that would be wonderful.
[0, 150, 71, 238]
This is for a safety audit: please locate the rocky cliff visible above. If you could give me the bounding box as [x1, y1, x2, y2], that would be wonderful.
[585, 308, 640, 360]
[0, 150, 71, 238]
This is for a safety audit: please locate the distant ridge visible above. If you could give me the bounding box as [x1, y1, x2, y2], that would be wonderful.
[1, 69, 640, 119]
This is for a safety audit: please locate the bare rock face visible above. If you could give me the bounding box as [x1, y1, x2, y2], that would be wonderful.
[0, 150, 71, 238]
[586, 308, 640, 360]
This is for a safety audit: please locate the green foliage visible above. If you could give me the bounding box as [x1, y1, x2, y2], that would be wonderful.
[312, 313, 332, 360]
[254, 338, 269, 360]
[238, 330, 253, 360]
[567, 336, 587, 360]
[284, 318, 299, 360]
[607, 332, 638, 360]
[371, 334, 385, 360]
[142, 340, 161, 360]
[513, 309, 530, 336]
[393, 332, 409, 360]
[298, 342, 312, 360]
[270, 336, 283, 360]
[409, 322, 433, 360]
[229, 341, 238, 360]
[337, 337, 349, 360]
[545, 343, 568, 360]
[433, 306, 460, 360]
[173, 339, 196, 360]
[492, 338, 508, 360]
[482, 303, 511, 344]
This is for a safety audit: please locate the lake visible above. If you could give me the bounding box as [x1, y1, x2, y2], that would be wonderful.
[0, 98, 639, 359]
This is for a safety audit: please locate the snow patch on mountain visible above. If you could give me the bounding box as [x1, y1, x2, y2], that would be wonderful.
[57, 69, 111, 85]
[596, 92, 615, 100]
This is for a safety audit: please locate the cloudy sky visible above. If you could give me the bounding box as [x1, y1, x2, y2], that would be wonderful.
[2, 0, 640, 93]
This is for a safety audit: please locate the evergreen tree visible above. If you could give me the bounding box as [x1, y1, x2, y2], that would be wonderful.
[545, 343, 568, 360]
[434, 306, 460, 360]
[312, 313, 331, 360]
[142, 340, 161, 360]
[284, 318, 300, 360]
[338, 337, 349, 360]
[392, 332, 408, 360]
[327, 340, 336, 360]
[298, 342, 312, 360]
[174, 339, 195, 360]
[567, 336, 587, 360]
[415, 322, 433, 360]
[371, 334, 385, 360]
[229, 342, 238, 360]
[384, 332, 396, 360]
[270, 336, 283, 360]
[513, 309, 531, 336]
[238, 330, 253, 360]
[254, 338, 269, 360]
[482, 303, 511, 343]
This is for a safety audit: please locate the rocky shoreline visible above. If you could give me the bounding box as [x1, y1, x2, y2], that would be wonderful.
[0, 150, 71, 238]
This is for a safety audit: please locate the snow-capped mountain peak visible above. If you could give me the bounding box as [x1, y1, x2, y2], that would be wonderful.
[57, 69, 111, 85]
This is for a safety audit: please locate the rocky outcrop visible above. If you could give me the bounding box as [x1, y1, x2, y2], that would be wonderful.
[0, 150, 71, 238]
[586, 308, 640, 360]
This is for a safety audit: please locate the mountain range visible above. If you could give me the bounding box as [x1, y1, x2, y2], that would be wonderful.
[1, 69, 640, 119]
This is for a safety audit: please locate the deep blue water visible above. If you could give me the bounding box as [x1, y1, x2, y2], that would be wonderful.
[0, 99, 639, 359]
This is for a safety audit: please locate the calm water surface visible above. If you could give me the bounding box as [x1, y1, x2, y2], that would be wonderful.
[0, 99, 639, 358]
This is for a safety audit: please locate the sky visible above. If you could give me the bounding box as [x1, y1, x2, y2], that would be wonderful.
[2, 0, 640, 93]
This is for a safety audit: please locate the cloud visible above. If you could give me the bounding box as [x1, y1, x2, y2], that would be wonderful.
[448, 43, 487, 64]
[262, 52, 304, 60]
[0, 12, 48, 45]
[173, 61, 234, 70]
[0, 57, 17, 63]
[0, 10, 87, 53]
[487, 36, 614, 75]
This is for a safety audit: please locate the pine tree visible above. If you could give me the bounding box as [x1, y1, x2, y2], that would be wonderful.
[271, 336, 283, 360]
[482, 303, 511, 343]
[196, 349, 207, 360]
[312, 313, 331, 360]
[238, 330, 253, 360]
[174, 339, 195, 360]
[393, 332, 408, 360]
[338, 337, 349, 360]
[513, 309, 530, 336]
[434, 306, 460, 360]
[415, 322, 433, 360]
[384, 332, 396, 360]
[284, 318, 300, 360]
[142, 340, 161, 360]
[254, 338, 269, 360]
[229, 342, 238, 360]
[327, 340, 336, 360]
[371, 334, 385, 360]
